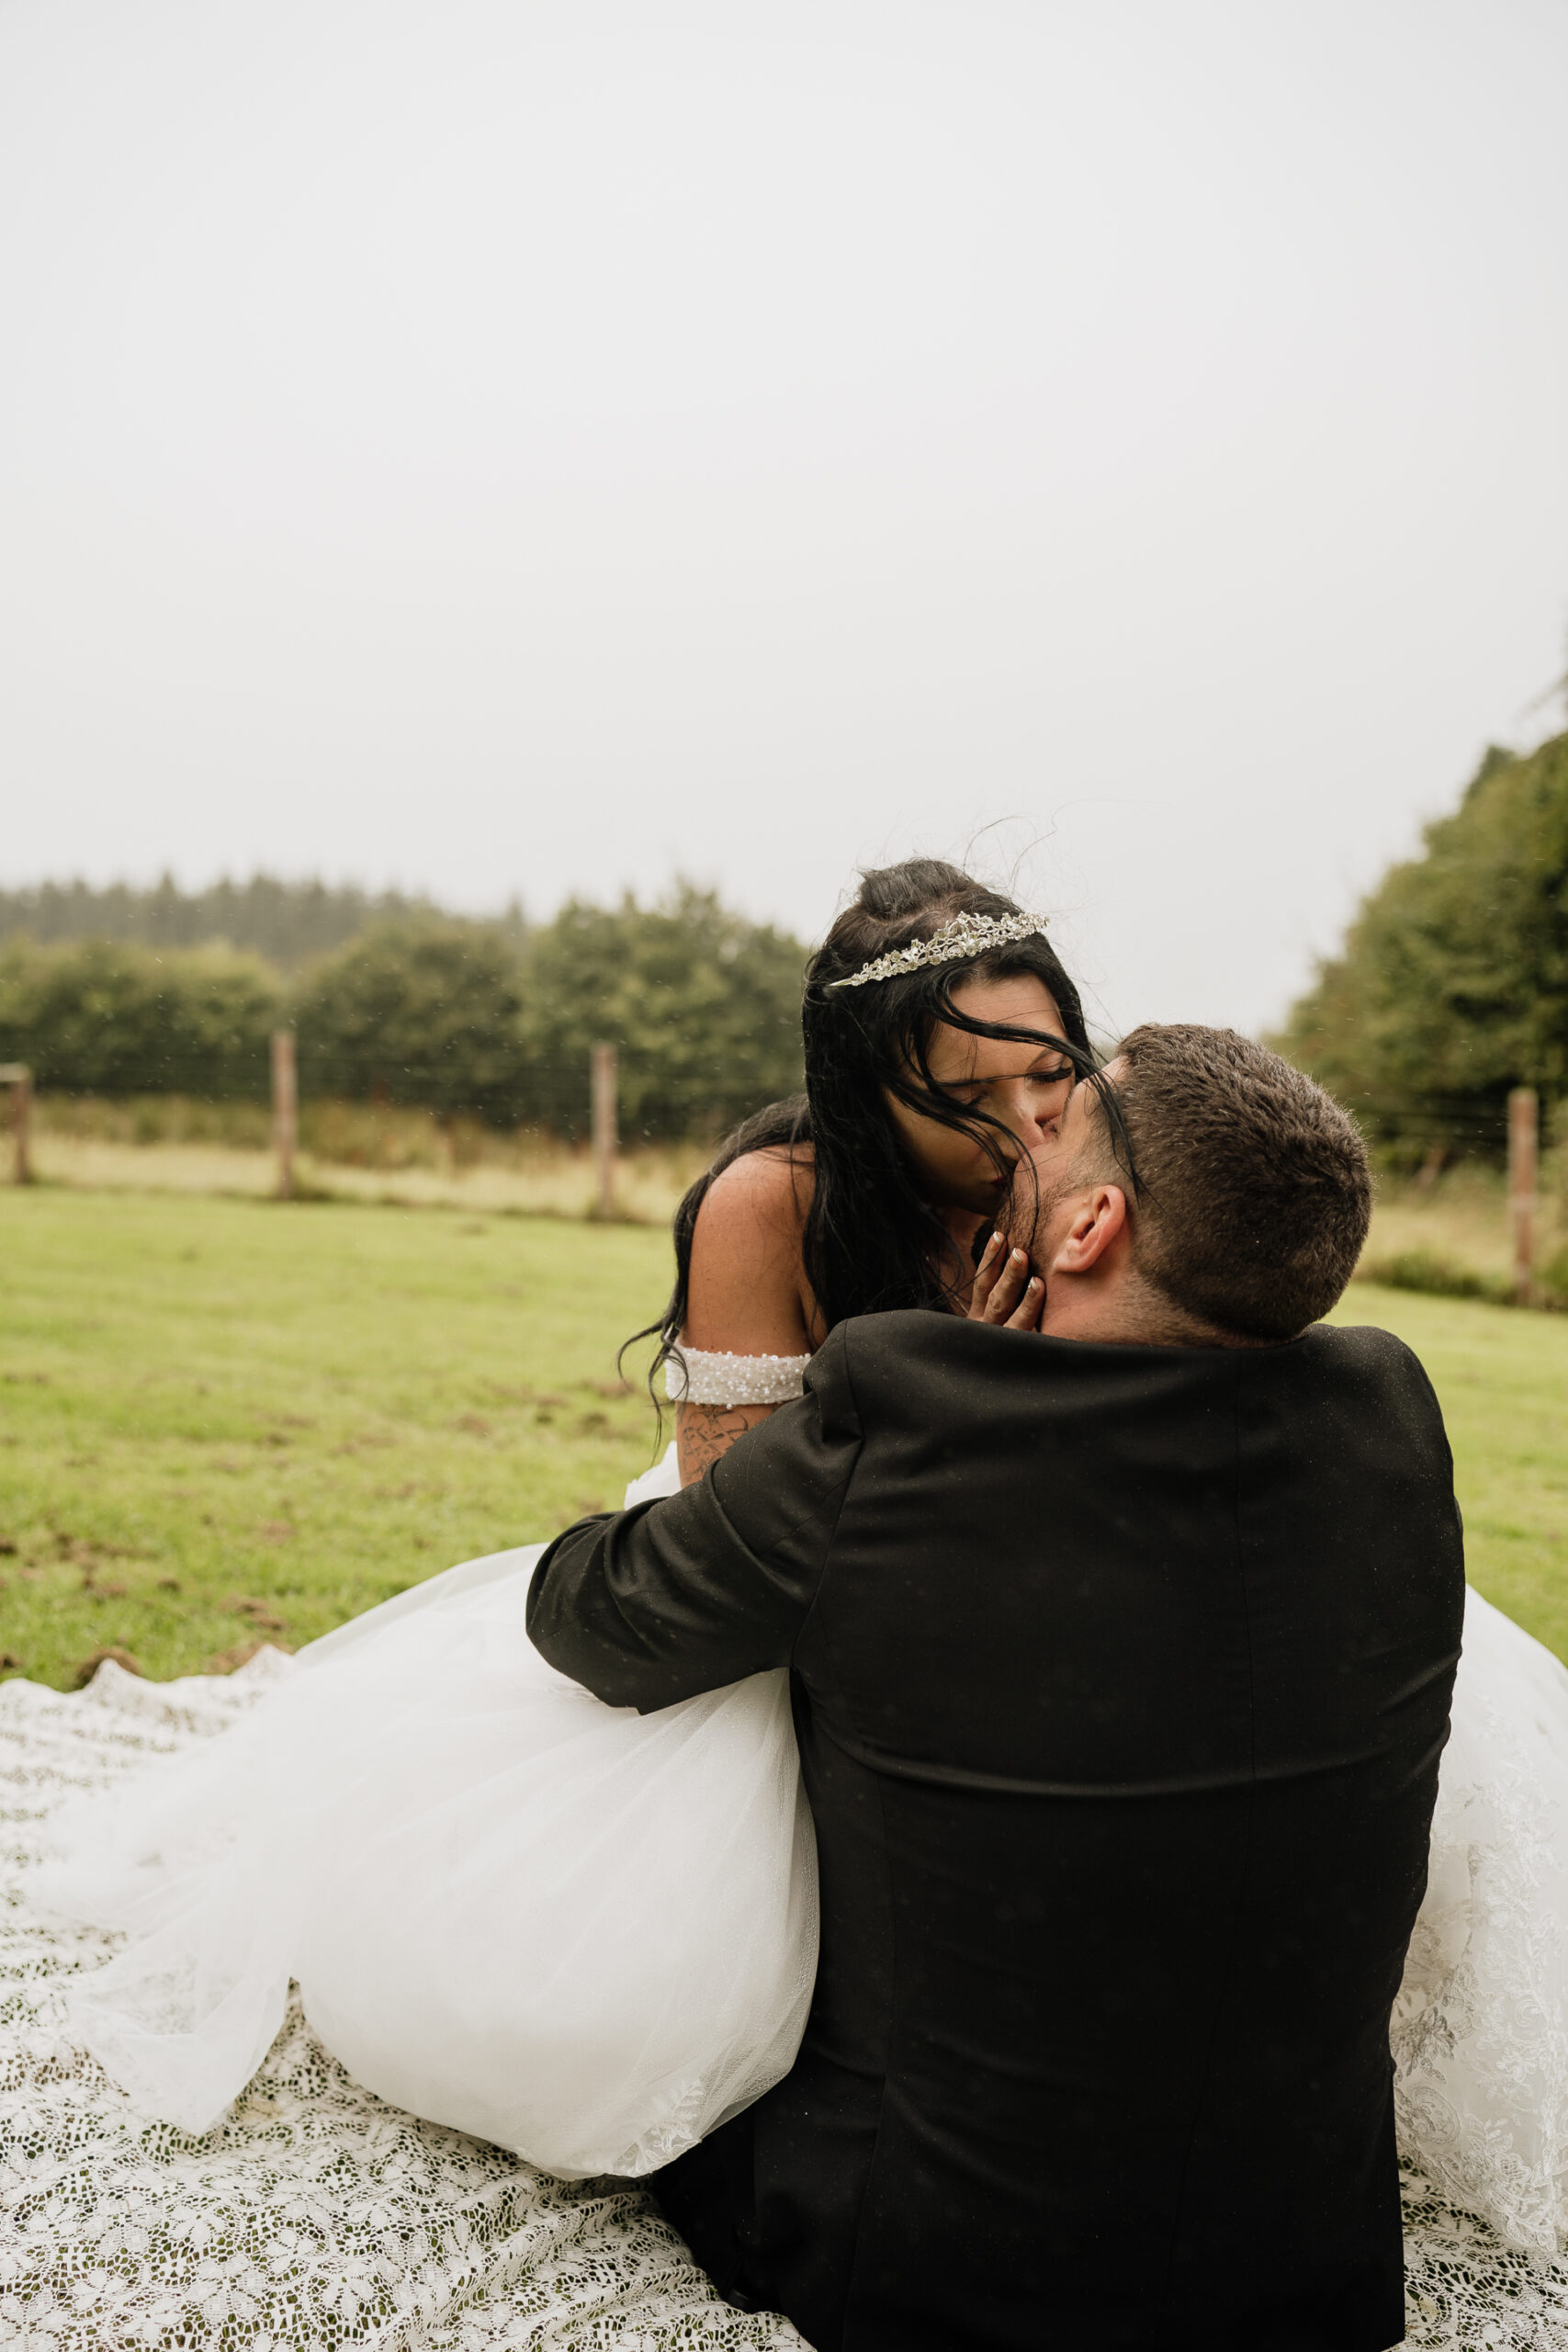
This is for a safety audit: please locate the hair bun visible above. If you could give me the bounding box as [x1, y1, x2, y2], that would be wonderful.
[855, 858, 984, 922]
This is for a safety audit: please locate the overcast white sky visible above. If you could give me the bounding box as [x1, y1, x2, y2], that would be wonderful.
[2, 0, 1564, 1035]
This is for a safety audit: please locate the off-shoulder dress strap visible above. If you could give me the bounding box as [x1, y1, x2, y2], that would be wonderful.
[663, 1348, 813, 1408]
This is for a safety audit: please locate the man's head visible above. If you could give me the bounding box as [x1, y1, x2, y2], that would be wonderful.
[1004, 1024, 1371, 1347]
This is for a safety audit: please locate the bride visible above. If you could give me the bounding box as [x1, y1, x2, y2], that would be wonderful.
[35, 860, 1091, 2179]
[30, 860, 1568, 2271]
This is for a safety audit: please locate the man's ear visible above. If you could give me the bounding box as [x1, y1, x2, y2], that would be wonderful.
[1046, 1184, 1129, 1276]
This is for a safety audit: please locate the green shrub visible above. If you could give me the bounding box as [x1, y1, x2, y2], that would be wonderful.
[525, 885, 805, 1142]
[1359, 1248, 1514, 1306]
[291, 921, 530, 1125]
[0, 885, 810, 1140]
[0, 940, 280, 1098]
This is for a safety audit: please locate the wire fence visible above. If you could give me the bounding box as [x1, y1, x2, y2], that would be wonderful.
[1344, 1102, 1515, 1154]
[0, 1046, 792, 1147]
[4, 1045, 1562, 1303]
[1, 1042, 1559, 1153]
[0, 1042, 682, 1224]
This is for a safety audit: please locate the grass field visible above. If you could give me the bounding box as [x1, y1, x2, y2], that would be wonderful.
[0, 1189, 675, 1689]
[2, 1187, 1566, 1690]
[1329, 1282, 1568, 1657]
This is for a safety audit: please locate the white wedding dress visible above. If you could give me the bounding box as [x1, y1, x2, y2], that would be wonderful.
[29, 1437, 817, 2187]
[6, 1344, 1568, 2348]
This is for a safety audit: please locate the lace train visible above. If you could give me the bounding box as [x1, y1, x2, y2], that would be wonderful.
[8, 1577, 1568, 2344]
[1393, 1589, 1568, 2256]
[0, 1656, 807, 2348]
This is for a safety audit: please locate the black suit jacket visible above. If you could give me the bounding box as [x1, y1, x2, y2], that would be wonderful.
[527, 1313, 1464, 2352]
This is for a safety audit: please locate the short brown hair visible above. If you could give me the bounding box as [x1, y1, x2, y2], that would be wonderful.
[1091, 1025, 1371, 1342]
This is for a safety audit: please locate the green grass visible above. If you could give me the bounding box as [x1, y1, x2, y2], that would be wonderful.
[0, 1189, 674, 1689]
[1, 1193, 1565, 1690]
[1333, 1283, 1568, 1658]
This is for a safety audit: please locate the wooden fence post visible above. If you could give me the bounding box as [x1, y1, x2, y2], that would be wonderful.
[0, 1065, 31, 1185]
[271, 1031, 298, 1202]
[1508, 1086, 1539, 1306]
[591, 1044, 618, 1221]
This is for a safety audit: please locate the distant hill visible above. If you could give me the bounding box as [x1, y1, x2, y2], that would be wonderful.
[0, 875, 525, 968]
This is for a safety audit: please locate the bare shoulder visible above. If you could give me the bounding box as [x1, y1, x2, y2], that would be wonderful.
[698, 1145, 815, 1244]
[684, 1146, 818, 1355]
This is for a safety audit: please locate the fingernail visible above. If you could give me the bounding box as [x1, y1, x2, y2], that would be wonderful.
[1028, 1277, 1043, 1292]
[1011, 1249, 1027, 1264]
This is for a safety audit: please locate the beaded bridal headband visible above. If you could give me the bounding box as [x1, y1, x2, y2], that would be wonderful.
[829, 909, 1052, 989]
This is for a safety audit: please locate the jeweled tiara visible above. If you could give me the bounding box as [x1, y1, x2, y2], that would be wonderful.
[829, 909, 1051, 989]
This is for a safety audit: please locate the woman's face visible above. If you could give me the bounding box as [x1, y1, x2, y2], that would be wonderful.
[883, 970, 1077, 1216]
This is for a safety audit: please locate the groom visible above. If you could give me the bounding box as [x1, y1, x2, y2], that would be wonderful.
[528, 1025, 1465, 2352]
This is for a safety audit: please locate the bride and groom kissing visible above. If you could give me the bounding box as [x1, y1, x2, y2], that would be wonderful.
[534, 967, 1461, 2351]
[42, 859, 1540, 2352]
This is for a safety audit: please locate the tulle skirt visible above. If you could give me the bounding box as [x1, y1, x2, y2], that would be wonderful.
[1393, 1585, 1568, 2252]
[34, 1448, 818, 2180]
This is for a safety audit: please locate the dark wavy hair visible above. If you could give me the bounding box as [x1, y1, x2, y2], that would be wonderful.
[629, 859, 1097, 1394]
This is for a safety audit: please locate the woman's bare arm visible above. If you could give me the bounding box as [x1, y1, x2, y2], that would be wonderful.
[674, 1148, 818, 1487]
[676, 1400, 777, 1485]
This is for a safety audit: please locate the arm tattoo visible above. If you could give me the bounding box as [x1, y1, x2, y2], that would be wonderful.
[676, 1401, 781, 1487]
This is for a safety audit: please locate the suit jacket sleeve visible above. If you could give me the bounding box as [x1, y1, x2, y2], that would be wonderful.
[525, 1323, 864, 1710]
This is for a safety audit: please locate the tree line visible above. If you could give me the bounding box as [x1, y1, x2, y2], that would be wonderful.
[15, 727, 1562, 1159]
[0, 874, 493, 967]
[0, 886, 807, 1143]
[1274, 727, 1567, 1159]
